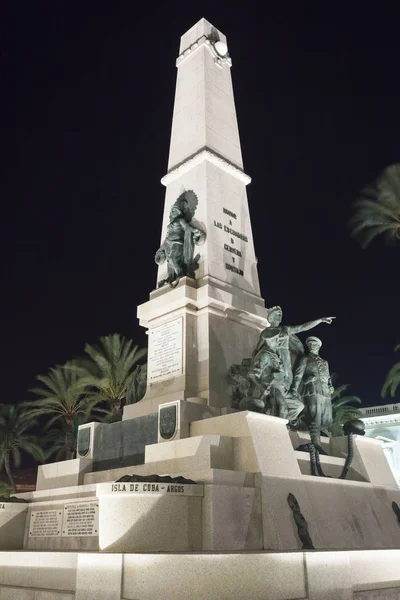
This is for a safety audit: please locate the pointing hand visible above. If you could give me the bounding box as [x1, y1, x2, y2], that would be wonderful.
[322, 317, 336, 324]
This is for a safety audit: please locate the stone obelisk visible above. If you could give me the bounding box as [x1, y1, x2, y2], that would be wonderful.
[124, 19, 268, 426]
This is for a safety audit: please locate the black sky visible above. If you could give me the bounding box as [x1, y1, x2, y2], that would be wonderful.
[1, 2, 399, 408]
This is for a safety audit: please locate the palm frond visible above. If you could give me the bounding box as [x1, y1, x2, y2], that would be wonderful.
[349, 163, 400, 248]
[382, 345, 400, 399]
[76, 334, 147, 408]
[331, 395, 361, 409]
[0, 404, 45, 483]
[331, 384, 349, 399]
[330, 383, 363, 436]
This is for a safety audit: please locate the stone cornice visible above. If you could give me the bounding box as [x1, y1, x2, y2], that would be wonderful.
[161, 148, 251, 186]
[362, 414, 400, 427]
[176, 35, 232, 69]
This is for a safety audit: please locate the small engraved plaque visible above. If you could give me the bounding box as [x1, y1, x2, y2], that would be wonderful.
[29, 510, 62, 537]
[62, 502, 99, 537]
[147, 317, 183, 382]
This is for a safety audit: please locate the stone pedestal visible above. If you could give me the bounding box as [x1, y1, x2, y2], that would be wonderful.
[3, 408, 400, 597]
[22, 410, 400, 554]
[36, 458, 93, 491]
[0, 503, 28, 550]
[123, 277, 267, 423]
[97, 482, 203, 552]
[123, 17, 269, 426]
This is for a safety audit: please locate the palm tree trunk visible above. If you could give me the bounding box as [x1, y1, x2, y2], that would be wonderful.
[65, 424, 74, 461]
[4, 452, 16, 494]
[109, 399, 121, 414]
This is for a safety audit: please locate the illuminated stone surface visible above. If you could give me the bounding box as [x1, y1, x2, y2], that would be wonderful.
[126, 16, 268, 422]
[0, 503, 27, 550]
[0, 549, 400, 599]
[2, 18, 400, 599]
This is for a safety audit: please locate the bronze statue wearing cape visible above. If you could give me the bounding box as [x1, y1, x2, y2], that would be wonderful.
[229, 306, 335, 424]
[155, 191, 206, 288]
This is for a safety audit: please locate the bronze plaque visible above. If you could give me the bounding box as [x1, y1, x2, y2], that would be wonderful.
[159, 404, 177, 440]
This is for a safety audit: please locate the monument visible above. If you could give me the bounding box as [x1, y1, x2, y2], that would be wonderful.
[1, 18, 400, 600]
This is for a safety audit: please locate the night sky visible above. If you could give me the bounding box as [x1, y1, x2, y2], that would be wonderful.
[1, 2, 399, 410]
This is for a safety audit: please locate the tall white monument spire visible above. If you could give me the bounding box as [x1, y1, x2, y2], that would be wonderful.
[159, 18, 260, 298]
[167, 18, 243, 171]
[124, 19, 268, 425]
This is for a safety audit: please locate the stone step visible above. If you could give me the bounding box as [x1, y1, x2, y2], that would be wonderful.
[1, 548, 400, 599]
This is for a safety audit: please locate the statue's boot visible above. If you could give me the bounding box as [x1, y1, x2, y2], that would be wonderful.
[309, 426, 329, 456]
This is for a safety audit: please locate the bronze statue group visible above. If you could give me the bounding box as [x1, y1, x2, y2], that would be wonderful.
[230, 306, 335, 452]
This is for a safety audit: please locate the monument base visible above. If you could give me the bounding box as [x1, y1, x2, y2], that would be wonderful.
[3, 412, 400, 598]
[1, 549, 400, 599]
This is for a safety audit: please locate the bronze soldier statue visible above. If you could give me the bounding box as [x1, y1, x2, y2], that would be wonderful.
[244, 306, 335, 420]
[290, 336, 334, 451]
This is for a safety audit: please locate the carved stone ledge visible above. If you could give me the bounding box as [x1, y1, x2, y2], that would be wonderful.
[362, 413, 400, 427]
[176, 35, 232, 68]
[162, 148, 251, 186]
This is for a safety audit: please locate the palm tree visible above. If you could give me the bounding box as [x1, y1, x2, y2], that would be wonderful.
[330, 384, 363, 437]
[43, 414, 87, 462]
[349, 163, 400, 248]
[382, 345, 400, 399]
[69, 334, 147, 415]
[0, 405, 45, 493]
[26, 364, 103, 460]
[43, 411, 112, 461]
[0, 481, 11, 498]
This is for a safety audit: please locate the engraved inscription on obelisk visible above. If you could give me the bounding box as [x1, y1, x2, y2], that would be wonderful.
[147, 317, 183, 382]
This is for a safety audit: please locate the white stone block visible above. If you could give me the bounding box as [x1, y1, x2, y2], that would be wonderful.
[122, 552, 307, 600]
[19, 483, 96, 504]
[191, 412, 301, 476]
[340, 483, 400, 549]
[97, 488, 202, 552]
[191, 411, 253, 437]
[0, 503, 28, 550]
[256, 473, 323, 551]
[353, 589, 400, 599]
[37, 552, 78, 592]
[257, 470, 400, 552]
[232, 436, 258, 472]
[0, 551, 77, 591]
[179, 468, 255, 487]
[34, 593, 74, 600]
[0, 589, 35, 600]
[145, 434, 233, 471]
[331, 435, 398, 487]
[0, 552, 39, 588]
[303, 477, 366, 550]
[202, 484, 262, 550]
[36, 458, 93, 491]
[350, 549, 400, 592]
[305, 551, 352, 600]
[75, 553, 122, 600]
